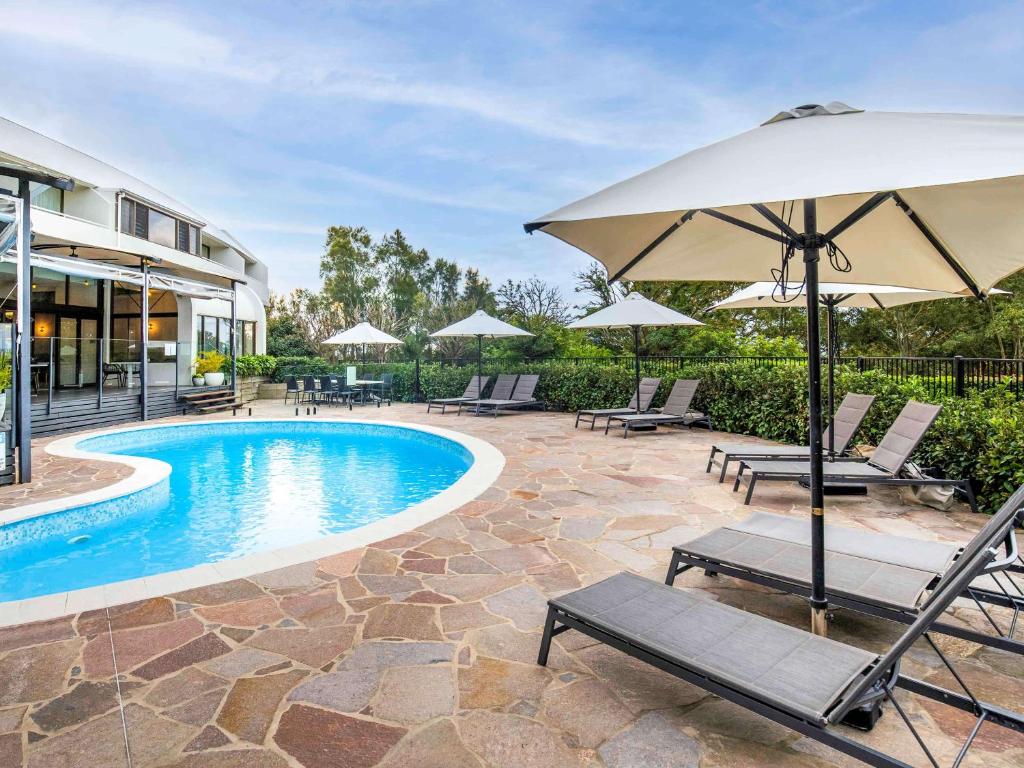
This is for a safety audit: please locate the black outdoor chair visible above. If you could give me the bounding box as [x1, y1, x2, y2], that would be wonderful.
[379, 373, 394, 406]
[318, 375, 336, 406]
[539, 498, 1024, 768]
[103, 363, 126, 388]
[284, 376, 301, 405]
[302, 375, 319, 405]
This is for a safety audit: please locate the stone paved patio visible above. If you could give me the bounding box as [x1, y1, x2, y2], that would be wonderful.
[0, 403, 1021, 768]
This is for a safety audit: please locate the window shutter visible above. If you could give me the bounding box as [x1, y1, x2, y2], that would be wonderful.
[177, 220, 189, 252]
[134, 204, 149, 239]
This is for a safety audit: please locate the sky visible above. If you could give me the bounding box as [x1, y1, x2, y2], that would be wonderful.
[2, 1, 1022, 305]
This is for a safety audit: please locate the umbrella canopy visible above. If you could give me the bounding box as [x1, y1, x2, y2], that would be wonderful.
[526, 104, 1024, 295]
[570, 293, 703, 413]
[710, 282, 1008, 310]
[323, 322, 403, 346]
[430, 310, 533, 398]
[569, 292, 704, 329]
[711, 282, 1008, 454]
[526, 103, 1024, 636]
[430, 309, 533, 339]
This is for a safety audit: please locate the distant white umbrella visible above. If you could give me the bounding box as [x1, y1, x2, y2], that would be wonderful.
[711, 282, 1009, 454]
[569, 292, 703, 412]
[324, 321, 403, 364]
[431, 310, 533, 397]
[526, 103, 1024, 635]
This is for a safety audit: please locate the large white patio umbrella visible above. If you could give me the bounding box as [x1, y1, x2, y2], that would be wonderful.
[526, 103, 1024, 634]
[323, 321, 403, 364]
[569, 292, 703, 412]
[430, 310, 533, 397]
[711, 282, 1009, 454]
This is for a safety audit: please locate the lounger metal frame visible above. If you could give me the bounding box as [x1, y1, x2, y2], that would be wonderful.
[733, 460, 979, 512]
[540, 533, 1024, 768]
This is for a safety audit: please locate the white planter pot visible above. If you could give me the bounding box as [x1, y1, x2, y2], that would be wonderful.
[0, 390, 6, 422]
[204, 372, 226, 387]
[192, 376, 205, 386]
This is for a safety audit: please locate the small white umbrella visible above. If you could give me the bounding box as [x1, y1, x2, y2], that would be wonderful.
[569, 292, 703, 412]
[711, 282, 1009, 454]
[323, 321, 403, 365]
[430, 310, 533, 397]
[526, 103, 1024, 635]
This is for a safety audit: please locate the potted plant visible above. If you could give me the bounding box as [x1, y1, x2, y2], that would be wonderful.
[195, 351, 228, 387]
[0, 352, 10, 421]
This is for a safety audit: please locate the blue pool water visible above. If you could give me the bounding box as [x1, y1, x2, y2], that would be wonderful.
[0, 422, 473, 602]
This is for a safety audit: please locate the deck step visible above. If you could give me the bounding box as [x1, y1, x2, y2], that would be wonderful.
[179, 388, 234, 403]
[195, 398, 243, 414]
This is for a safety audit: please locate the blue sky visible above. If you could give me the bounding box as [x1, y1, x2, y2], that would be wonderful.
[3, 1, 1022, 303]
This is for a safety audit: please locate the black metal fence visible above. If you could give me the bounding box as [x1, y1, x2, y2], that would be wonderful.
[427, 354, 1024, 399]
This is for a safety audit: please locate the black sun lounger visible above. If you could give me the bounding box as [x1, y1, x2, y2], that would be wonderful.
[575, 377, 661, 430]
[540, 525, 1024, 768]
[668, 481, 1024, 655]
[735, 400, 978, 512]
[707, 392, 875, 482]
[458, 374, 516, 414]
[604, 379, 709, 438]
[426, 375, 491, 414]
[459, 374, 543, 416]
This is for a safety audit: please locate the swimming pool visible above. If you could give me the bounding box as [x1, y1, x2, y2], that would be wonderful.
[0, 420, 501, 606]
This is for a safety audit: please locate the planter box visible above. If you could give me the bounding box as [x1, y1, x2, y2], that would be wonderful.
[257, 381, 286, 401]
[237, 376, 270, 404]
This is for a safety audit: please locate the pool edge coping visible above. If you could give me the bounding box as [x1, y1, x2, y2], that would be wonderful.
[0, 418, 506, 626]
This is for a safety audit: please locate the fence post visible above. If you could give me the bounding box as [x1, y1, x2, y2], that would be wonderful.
[414, 357, 421, 403]
[856, 356, 865, 373]
[953, 355, 965, 397]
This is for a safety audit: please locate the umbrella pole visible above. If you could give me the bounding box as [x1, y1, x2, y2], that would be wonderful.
[633, 325, 641, 413]
[826, 298, 836, 459]
[804, 199, 828, 637]
[477, 335, 483, 398]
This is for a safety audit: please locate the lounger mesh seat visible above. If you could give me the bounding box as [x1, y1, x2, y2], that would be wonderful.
[427, 376, 490, 413]
[458, 374, 516, 413]
[605, 379, 708, 437]
[707, 393, 875, 481]
[681, 528, 938, 610]
[575, 377, 660, 429]
[551, 572, 876, 722]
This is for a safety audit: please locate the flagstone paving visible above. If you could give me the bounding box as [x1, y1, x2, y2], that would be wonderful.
[1, 402, 1022, 767]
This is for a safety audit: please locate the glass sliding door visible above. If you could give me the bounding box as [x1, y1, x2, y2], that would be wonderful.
[80, 318, 98, 385]
[58, 317, 79, 386]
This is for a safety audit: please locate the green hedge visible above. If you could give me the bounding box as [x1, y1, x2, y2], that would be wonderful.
[233, 355, 277, 377]
[260, 354, 1024, 512]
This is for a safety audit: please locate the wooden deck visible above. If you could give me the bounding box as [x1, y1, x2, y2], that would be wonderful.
[29, 385, 214, 437]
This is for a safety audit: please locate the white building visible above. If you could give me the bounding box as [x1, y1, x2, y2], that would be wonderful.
[0, 116, 268, 398]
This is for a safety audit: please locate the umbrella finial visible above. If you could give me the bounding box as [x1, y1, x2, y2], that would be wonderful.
[763, 101, 863, 125]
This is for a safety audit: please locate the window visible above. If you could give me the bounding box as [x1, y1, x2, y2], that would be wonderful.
[202, 244, 211, 259]
[148, 208, 176, 249]
[237, 320, 256, 355]
[34, 186, 64, 213]
[120, 196, 201, 256]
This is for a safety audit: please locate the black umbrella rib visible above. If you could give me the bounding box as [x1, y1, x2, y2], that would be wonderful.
[892, 193, 982, 298]
[699, 209, 789, 245]
[823, 191, 894, 241]
[752, 204, 801, 241]
[608, 210, 697, 283]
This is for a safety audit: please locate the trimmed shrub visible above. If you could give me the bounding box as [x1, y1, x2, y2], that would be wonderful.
[264, 354, 1024, 512]
[233, 354, 277, 377]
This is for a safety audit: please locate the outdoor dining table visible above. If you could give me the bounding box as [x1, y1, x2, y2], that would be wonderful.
[352, 379, 384, 405]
